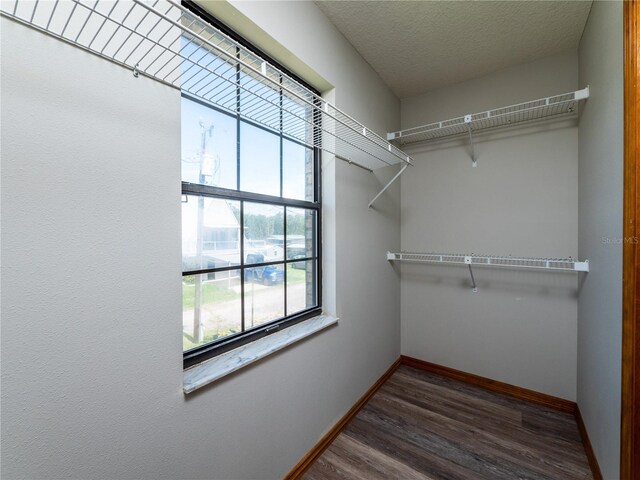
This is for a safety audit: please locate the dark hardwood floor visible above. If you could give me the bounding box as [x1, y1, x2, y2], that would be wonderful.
[303, 365, 593, 480]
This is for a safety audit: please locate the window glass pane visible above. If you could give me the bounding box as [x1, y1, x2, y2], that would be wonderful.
[181, 97, 237, 189]
[282, 91, 314, 146]
[244, 264, 285, 328]
[283, 140, 314, 201]
[182, 196, 241, 271]
[193, 59, 239, 114]
[287, 260, 317, 315]
[244, 203, 284, 264]
[179, 34, 239, 115]
[239, 68, 281, 132]
[286, 208, 316, 260]
[183, 272, 241, 351]
[240, 122, 280, 196]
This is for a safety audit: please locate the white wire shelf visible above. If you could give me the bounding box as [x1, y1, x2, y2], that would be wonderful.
[387, 87, 590, 147]
[1, 0, 413, 174]
[387, 251, 589, 272]
[387, 251, 588, 293]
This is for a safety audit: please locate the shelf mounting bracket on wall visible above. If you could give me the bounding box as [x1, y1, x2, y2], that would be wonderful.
[464, 256, 478, 292]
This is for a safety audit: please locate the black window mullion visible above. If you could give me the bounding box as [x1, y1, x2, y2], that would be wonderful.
[285, 256, 317, 265]
[315, 146, 322, 308]
[283, 207, 288, 317]
[183, 264, 239, 277]
[184, 256, 317, 277]
[240, 201, 245, 333]
[182, 183, 319, 210]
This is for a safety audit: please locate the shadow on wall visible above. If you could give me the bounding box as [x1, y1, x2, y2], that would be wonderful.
[401, 264, 580, 299]
[403, 117, 578, 158]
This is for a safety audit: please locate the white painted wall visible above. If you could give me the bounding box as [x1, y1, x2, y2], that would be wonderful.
[0, 1, 401, 477]
[577, 2, 624, 478]
[400, 52, 580, 400]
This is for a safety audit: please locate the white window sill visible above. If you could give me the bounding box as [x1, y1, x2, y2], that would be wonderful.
[183, 314, 338, 394]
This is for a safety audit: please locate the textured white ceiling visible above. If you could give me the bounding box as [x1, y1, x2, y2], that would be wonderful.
[315, 0, 592, 98]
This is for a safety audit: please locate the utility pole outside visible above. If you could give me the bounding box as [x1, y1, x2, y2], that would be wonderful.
[193, 121, 215, 344]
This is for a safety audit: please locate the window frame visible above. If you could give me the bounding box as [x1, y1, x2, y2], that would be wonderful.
[181, 3, 322, 369]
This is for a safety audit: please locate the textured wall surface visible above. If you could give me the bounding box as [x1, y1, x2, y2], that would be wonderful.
[4, 1, 624, 478]
[400, 52, 580, 400]
[577, 2, 624, 478]
[0, 1, 402, 477]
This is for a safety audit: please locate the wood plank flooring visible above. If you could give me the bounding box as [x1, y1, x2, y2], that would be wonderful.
[303, 365, 593, 480]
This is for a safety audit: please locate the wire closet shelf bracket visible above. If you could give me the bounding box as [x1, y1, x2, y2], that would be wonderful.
[387, 87, 590, 167]
[387, 251, 590, 293]
[1, 0, 413, 207]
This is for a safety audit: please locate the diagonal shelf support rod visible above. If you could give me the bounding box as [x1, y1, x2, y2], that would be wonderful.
[368, 163, 409, 208]
[468, 264, 477, 292]
[464, 115, 477, 167]
[463, 255, 478, 292]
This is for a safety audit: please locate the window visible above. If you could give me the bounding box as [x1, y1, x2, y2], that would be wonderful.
[180, 5, 321, 368]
